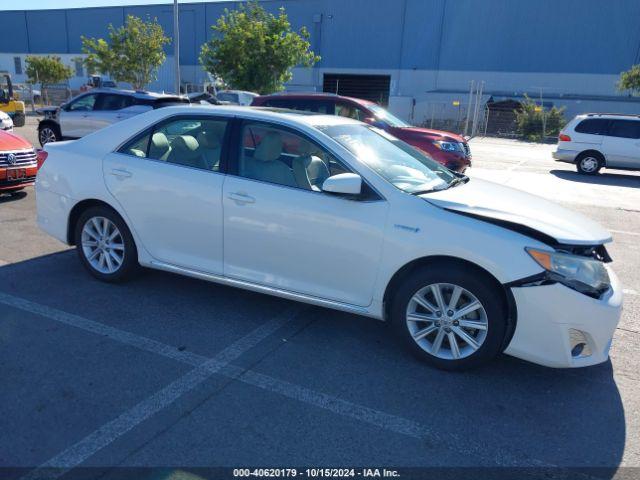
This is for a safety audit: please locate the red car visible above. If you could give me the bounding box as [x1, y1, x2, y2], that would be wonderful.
[251, 93, 471, 172]
[0, 129, 42, 194]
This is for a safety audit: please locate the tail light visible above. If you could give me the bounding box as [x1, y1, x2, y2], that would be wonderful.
[36, 149, 48, 170]
[558, 133, 571, 142]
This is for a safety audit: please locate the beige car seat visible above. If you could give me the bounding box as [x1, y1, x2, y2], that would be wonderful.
[244, 132, 297, 187]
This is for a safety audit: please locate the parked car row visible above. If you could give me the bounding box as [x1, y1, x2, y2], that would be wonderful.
[35, 88, 473, 173]
[2, 82, 625, 371]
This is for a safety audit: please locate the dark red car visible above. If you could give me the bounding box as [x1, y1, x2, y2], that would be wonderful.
[251, 93, 471, 172]
[0, 130, 42, 194]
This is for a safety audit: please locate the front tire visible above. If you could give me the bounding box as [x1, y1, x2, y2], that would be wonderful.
[576, 152, 603, 175]
[38, 124, 60, 146]
[390, 263, 507, 370]
[74, 206, 139, 283]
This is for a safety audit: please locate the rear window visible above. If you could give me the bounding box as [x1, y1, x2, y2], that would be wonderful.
[152, 97, 190, 108]
[264, 98, 333, 114]
[608, 120, 640, 139]
[574, 118, 610, 135]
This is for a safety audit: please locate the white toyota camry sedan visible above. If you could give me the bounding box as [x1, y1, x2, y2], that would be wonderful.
[35, 105, 622, 370]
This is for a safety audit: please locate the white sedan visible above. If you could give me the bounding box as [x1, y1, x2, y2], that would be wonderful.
[35, 105, 622, 370]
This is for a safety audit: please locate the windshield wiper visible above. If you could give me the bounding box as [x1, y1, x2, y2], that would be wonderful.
[447, 175, 470, 189]
[410, 188, 438, 195]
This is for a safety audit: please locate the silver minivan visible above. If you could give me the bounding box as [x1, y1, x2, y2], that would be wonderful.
[553, 113, 640, 174]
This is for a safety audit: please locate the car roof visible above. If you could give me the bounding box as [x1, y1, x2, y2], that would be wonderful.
[88, 88, 184, 100]
[576, 113, 640, 120]
[156, 104, 362, 127]
[255, 92, 375, 107]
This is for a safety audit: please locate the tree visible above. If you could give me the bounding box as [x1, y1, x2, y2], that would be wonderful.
[199, 1, 320, 94]
[515, 95, 566, 142]
[25, 55, 73, 104]
[82, 15, 170, 90]
[618, 65, 640, 96]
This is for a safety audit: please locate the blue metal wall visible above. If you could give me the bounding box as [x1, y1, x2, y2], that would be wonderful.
[1, 0, 639, 75]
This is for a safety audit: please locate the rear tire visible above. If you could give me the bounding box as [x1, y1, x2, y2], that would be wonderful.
[390, 263, 507, 370]
[74, 206, 139, 283]
[13, 112, 25, 128]
[576, 152, 603, 175]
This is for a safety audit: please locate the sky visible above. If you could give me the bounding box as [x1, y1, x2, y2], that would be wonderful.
[3, 0, 230, 10]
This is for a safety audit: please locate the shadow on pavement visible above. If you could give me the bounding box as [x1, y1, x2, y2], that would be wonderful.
[0, 251, 627, 476]
[551, 169, 640, 188]
[0, 190, 28, 203]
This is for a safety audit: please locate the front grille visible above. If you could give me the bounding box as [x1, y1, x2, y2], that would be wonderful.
[0, 149, 37, 167]
[460, 142, 471, 157]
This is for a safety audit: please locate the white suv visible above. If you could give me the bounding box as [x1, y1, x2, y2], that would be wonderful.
[553, 113, 640, 174]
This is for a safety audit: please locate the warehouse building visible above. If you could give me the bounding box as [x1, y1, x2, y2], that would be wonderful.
[1, 0, 639, 125]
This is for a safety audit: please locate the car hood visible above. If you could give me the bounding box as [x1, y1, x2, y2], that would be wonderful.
[393, 126, 466, 143]
[421, 178, 612, 246]
[0, 130, 32, 151]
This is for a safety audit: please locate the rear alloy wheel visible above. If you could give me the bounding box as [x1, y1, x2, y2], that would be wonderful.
[391, 264, 507, 370]
[576, 153, 602, 175]
[38, 126, 59, 146]
[75, 206, 138, 282]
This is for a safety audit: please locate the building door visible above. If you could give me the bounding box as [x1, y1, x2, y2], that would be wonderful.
[323, 73, 391, 106]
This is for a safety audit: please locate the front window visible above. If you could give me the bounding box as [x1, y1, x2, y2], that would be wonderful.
[367, 104, 410, 128]
[67, 94, 97, 112]
[318, 124, 456, 194]
[238, 121, 350, 191]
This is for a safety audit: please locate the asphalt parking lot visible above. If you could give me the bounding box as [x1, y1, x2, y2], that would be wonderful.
[2, 118, 640, 479]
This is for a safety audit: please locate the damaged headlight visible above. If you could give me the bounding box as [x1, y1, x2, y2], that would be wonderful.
[526, 247, 611, 298]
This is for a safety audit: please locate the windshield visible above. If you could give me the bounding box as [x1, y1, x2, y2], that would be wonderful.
[318, 124, 457, 194]
[367, 104, 410, 128]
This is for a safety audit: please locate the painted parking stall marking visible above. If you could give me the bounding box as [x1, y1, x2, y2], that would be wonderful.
[1, 291, 559, 476]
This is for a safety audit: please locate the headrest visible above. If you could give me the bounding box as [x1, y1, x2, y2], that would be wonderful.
[149, 132, 170, 157]
[197, 130, 221, 149]
[297, 140, 314, 156]
[172, 135, 199, 153]
[254, 132, 283, 162]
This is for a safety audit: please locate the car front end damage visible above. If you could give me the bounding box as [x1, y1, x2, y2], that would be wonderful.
[505, 251, 621, 368]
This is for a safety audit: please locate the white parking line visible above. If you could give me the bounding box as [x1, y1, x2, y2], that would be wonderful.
[0, 292, 555, 475]
[4, 294, 300, 480]
[624, 289, 639, 296]
[610, 229, 640, 237]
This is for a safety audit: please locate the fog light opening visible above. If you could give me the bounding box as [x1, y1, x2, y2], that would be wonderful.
[569, 329, 592, 358]
[571, 343, 586, 357]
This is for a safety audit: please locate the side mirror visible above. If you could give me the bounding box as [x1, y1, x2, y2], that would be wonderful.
[321, 173, 362, 195]
[363, 117, 387, 129]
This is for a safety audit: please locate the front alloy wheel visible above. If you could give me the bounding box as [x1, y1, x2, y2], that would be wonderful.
[406, 283, 489, 360]
[391, 264, 507, 370]
[39, 126, 59, 146]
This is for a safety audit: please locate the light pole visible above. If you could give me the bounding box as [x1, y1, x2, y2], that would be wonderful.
[173, 0, 180, 94]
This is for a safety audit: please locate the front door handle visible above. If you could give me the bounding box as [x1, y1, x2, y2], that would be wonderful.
[228, 192, 255, 205]
[110, 168, 132, 179]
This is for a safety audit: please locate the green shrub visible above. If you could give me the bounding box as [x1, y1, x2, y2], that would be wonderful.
[515, 95, 566, 142]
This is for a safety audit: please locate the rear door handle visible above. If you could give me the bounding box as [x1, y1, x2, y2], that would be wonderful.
[228, 192, 255, 204]
[110, 168, 132, 179]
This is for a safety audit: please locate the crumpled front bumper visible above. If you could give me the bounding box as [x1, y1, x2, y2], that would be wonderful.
[504, 267, 623, 368]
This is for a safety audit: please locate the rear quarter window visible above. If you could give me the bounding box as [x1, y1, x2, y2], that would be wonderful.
[574, 118, 610, 135]
[608, 120, 640, 139]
